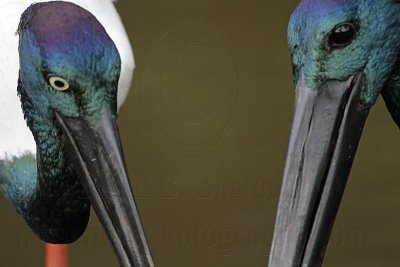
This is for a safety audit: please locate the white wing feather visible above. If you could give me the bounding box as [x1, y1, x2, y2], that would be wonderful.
[0, 0, 135, 159]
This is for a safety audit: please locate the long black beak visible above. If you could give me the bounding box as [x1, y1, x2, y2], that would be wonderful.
[269, 72, 370, 267]
[55, 109, 154, 267]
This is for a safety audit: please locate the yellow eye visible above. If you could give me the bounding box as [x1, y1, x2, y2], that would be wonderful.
[49, 76, 70, 91]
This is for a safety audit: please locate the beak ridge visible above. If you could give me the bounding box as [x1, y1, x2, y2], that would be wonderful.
[55, 110, 154, 267]
[269, 72, 369, 267]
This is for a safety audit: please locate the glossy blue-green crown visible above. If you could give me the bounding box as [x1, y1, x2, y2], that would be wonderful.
[18, 1, 121, 121]
[288, 0, 400, 105]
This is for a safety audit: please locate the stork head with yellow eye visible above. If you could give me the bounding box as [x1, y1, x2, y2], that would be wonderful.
[0, 2, 153, 266]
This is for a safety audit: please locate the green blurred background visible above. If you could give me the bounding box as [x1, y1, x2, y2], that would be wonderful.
[2, 0, 400, 266]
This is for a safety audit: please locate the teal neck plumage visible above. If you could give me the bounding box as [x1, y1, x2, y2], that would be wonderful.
[0, 84, 90, 242]
[0, 156, 36, 214]
[21, 80, 90, 243]
[381, 60, 400, 127]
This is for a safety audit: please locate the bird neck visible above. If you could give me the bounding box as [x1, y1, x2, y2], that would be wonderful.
[0, 155, 36, 214]
[381, 56, 400, 128]
[27, 116, 90, 243]
[8, 79, 91, 243]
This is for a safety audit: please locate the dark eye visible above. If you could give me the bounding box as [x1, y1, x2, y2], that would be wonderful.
[330, 22, 357, 48]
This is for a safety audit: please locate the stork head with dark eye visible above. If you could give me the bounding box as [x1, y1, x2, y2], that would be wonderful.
[288, 0, 400, 106]
[270, 1, 400, 266]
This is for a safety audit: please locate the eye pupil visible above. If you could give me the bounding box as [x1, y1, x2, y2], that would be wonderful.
[330, 23, 356, 48]
[54, 80, 65, 88]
